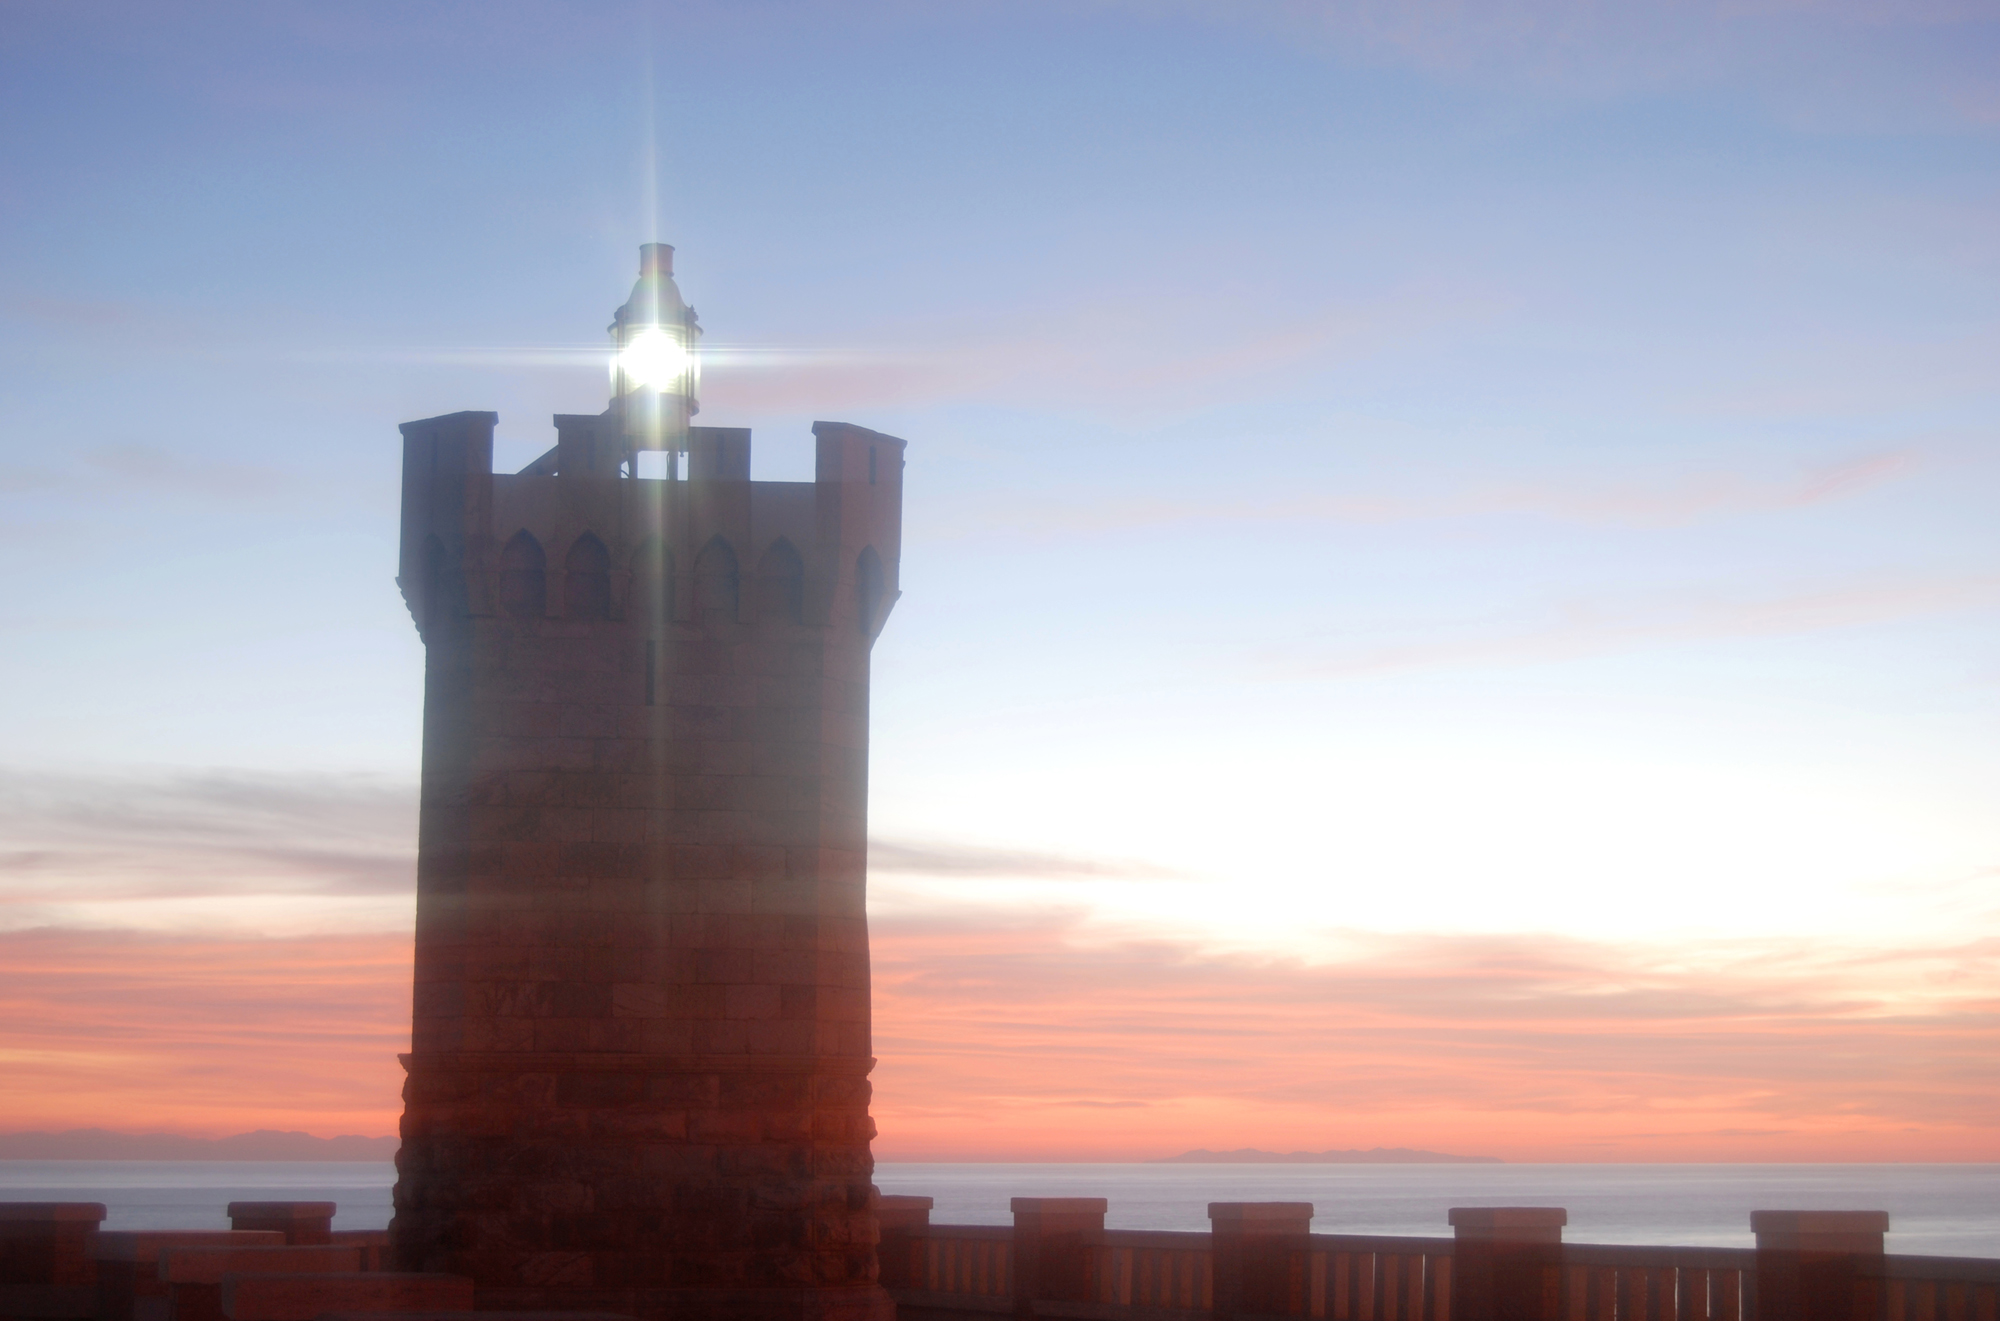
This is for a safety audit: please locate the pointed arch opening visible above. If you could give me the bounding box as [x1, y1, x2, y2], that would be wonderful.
[856, 545, 885, 638]
[629, 538, 674, 627]
[564, 533, 611, 620]
[498, 530, 547, 619]
[755, 538, 805, 625]
[693, 535, 740, 621]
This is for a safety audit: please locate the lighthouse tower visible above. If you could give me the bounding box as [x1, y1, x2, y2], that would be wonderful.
[389, 244, 905, 1321]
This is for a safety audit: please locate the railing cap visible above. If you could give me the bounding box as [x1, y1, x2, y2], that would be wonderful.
[1449, 1207, 1568, 1235]
[227, 1201, 337, 1218]
[1752, 1210, 1889, 1251]
[1011, 1197, 1109, 1214]
[1750, 1211, 1889, 1234]
[86, 1230, 286, 1262]
[1210, 1202, 1315, 1222]
[0, 1202, 107, 1222]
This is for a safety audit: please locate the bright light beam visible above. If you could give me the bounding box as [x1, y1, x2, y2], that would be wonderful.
[615, 326, 689, 390]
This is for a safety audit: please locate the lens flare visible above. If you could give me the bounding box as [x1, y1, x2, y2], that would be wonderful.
[618, 326, 688, 391]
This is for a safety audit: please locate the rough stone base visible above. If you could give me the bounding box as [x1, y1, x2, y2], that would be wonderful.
[391, 1057, 882, 1312]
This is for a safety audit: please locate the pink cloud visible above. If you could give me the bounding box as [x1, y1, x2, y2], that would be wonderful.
[1144, 0, 2000, 130]
[0, 927, 409, 1137]
[699, 282, 1486, 421]
[913, 449, 1928, 544]
[0, 910, 1990, 1160]
[868, 915, 2000, 1161]
[1275, 571, 2000, 678]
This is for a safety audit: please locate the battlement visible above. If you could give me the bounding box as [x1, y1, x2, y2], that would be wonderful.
[395, 409, 904, 644]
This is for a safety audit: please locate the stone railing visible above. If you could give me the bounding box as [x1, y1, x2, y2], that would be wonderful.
[5, 1193, 1991, 1321]
[0, 1200, 484, 1321]
[877, 1197, 1999, 1321]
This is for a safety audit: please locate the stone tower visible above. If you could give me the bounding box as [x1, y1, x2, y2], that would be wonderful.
[389, 244, 905, 1321]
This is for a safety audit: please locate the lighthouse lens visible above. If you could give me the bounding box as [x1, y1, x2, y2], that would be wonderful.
[618, 327, 688, 391]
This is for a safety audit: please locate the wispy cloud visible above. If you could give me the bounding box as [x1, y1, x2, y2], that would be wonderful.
[0, 769, 1186, 926]
[703, 284, 1484, 421]
[1275, 571, 2000, 678]
[0, 927, 408, 1137]
[869, 912, 2000, 1160]
[870, 839, 1187, 881]
[932, 450, 1926, 542]
[0, 769, 416, 919]
[1147, 0, 2000, 129]
[0, 446, 289, 505]
[5, 771, 1985, 1158]
[0, 911, 1989, 1156]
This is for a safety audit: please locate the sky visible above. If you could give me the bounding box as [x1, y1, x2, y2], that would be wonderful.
[1, 0, 1996, 1162]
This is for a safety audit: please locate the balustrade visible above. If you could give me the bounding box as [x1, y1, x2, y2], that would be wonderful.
[876, 1199, 1993, 1321]
[1860, 1255, 2000, 1321]
[1, 1194, 1991, 1321]
[1092, 1230, 1214, 1312]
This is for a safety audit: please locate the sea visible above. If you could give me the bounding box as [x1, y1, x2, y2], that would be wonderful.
[3, 1162, 1994, 1258]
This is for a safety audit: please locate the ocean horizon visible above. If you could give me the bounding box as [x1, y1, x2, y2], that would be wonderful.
[4, 1160, 1994, 1257]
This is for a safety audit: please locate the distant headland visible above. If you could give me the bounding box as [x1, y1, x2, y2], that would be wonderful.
[1153, 1147, 1502, 1164]
[0, 1128, 399, 1161]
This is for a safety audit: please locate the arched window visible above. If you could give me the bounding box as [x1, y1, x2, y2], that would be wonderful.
[498, 530, 546, 619]
[856, 545, 885, 637]
[755, 539, 804, 625]
[693, 535, 740, 621]
[629, 538, 674, 627]
[564, 533, 611, 620]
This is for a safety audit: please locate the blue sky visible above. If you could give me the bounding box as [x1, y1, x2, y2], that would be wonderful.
[1, 0, 1996, 1155]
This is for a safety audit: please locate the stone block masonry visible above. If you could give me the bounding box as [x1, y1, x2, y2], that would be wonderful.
[390, 406, 905, 1321]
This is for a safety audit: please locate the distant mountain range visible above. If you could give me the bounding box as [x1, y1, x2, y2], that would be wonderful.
[0, 1129, 399, 1161]
[1154, 1147, 1502, 1164]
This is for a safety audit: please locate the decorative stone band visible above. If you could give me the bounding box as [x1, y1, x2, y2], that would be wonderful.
[398, 1052, 877, 1075]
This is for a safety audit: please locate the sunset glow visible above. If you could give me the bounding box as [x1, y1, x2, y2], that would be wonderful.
[2, 2, 1996, 1161]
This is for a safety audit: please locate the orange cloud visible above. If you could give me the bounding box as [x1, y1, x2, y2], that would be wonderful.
[0, 928, 409, 1137]
[868, 914, 2000, 1162]
[2, 909, 1992, 1162]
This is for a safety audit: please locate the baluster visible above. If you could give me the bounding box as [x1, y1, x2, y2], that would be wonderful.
[1676, 1266, 1701, 1321]
[1618, 1264, 1641, 1321]
[1558, 1265, 1583, 1321]
[1712, 1267, 1739, 1321]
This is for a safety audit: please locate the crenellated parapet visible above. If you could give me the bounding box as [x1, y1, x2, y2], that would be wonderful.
[396, 410, 903, 646]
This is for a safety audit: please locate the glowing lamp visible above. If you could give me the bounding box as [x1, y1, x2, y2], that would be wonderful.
[610, 242, 701, 449]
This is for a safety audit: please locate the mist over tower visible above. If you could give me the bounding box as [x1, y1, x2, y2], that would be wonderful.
[390, 245, 906, 1321]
